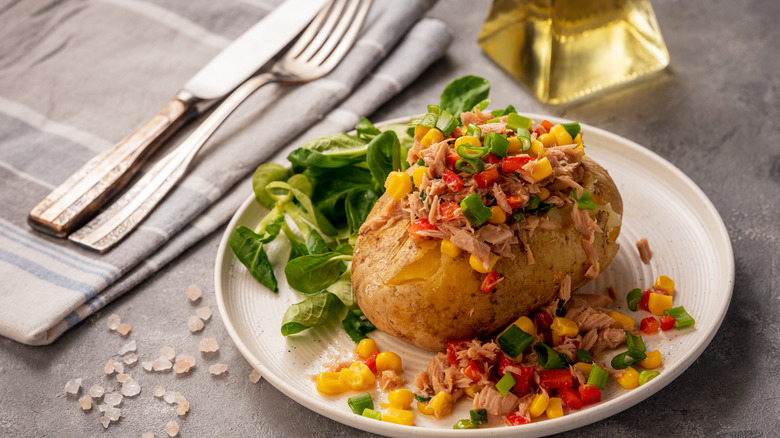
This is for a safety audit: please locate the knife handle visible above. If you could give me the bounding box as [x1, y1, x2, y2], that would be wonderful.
[28, 94, 198, 238]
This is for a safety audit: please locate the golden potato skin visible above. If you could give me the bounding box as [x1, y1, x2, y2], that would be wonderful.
[352, 157, 622, 351]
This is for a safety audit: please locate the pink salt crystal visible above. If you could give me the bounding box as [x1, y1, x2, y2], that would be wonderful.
[64, 378, 82, 396]
[78, 395, 92, 411]
[142, 361, 154, 371]
[153, 386, 166, 398]
[122, 353, 138, 365]
[173, 359, 191, 374]
[117, 323, 131, 336]
[105, 359, 117, 375]
[107, 314, 121, 331]
[163, 391, 177, 405]
[209, 363, 228, 376]
[100, 415, 111, 429]
[106, 406, 120, 421]
[152, 357, 173, 371]
[165, 421, 179, 437]
[159, 347, 176, 361]
[178, 355, 196, 367]
[88, 384, 104, 399]
[121, 378, 141, 397]
[249, 369, 262, 383]
[174, 392, 187, 405]
[113, 361, 125, 374]
[104, 392, 123, 406]
[195, 306, 211, 321]
[185, 284, 202, 302]
[176, 401, 190, 417]
[116, 373, 131, 383]
[118, 340, 136, 355]
[188, 316, 204, 333]
[199, 337, 219, 353]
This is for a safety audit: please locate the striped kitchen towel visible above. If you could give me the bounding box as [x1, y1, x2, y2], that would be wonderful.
[0, 0, 451, 345]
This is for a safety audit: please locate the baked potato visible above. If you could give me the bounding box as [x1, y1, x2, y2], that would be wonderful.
[352, 155, 622, 352]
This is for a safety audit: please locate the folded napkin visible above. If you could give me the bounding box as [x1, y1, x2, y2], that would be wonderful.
[0, 0, 451, 345]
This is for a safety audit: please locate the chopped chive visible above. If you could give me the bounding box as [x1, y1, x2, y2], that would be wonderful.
[460, 193, 493, 226]
[570, 190, 596, 210]
[497, 325, 534, 358]
[486, 117, 501, 123]
[484, 132, 510, 158]
[625, 331, 646, 352]
[416, 157, 425, 166]
[507, 113, 531, 137]
[348, 392, 374, 415]
[435, 109, 459, 136]
[453, 419, 477, 429]
[576, 348, 595, 364]
[455, 157, 485, 174]
[511, 212, 525, 223]
[475, 99, 491, 111]
[534, 342, 565, 369]
[496, 372, 516, 396]
[611, 349, 647, 369]
[587, 364, 609, 390]
[663, 306, 695, 328]
[561, 122, 581, 138]
[456, 143, 490, 159]
[464, 124, 482, 139]
[639, 370, 661, 386]
[626, 288, 643, 311]
[470, 409, 488, 426]
[519, 136, 531, 152]
[362, 408, 382, 420]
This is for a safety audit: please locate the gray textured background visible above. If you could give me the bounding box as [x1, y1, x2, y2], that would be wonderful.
[1, 0, 778, 437]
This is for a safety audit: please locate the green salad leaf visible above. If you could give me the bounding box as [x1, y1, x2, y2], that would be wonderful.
[440, 75, 491, 120]
[341, 309, 376, 343]
[252, 163, 290, 209]
[229, 225, 280, 292]
[284, 252, 351, 295]
[281, 292, 345, 336]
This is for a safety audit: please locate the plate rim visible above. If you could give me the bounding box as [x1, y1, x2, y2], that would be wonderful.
[214, 114, 735, 437]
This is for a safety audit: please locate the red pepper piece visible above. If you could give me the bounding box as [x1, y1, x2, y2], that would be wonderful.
[439, 201, 460, 222]
[533, 125, 546, 137]
[501, 156, 533, 173]
[442, 169, 463, 192]
[638, 290, 651, 312]
[408, 218, 438, 240]
[446, 149, 461, 168]
[506, 413, 530, 426]
[486, 152, 501, 165]
[640, 317, 660, 335]
[363, 351, 378, 373]
[578, 383, 602, 405]
[659, 315, 676, 331]
[462, 360, 484, 382]
[538, 369, 573, 390]
[541, 120, 555, 132]
[480, 271, 501, 294]
[506, 195, 524, 209]
[445, 340, 471, 365]
[474, 166, 499, 189]
[498, 356, 535, 396]
[448, 126, 463, 139]
[533, 311, 554, 343]
[558, 387, 583, 410]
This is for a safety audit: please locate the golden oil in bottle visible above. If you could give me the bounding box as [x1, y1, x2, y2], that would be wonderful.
[478, 0, 670, 105]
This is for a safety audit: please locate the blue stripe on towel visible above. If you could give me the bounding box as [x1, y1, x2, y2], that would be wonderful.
[64, 311, 82, 328]
[0, 248, 99, 298]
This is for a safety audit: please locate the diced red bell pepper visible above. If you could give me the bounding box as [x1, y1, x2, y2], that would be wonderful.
[439, 201, 460, 222]
[506, 413, 530, 426]
[659, 315, 676, 331]
[578, 383, 602, 405]
[538, 369, 573, 390]
[640, 317, 660, 335]
[501, 156, 534, 174]
[533, 312, 553, 329]
[480, 271, 501, 294]
[556, 336, 580, 349]
[558, 387, 583, 410]
[474, 166, 499, 189]
[462, 360, 484, 382]
[446, 340, 471, 365]
[363, 351, 378, 373]
[533, 125, 547, 137]
[446, 149, 461, 168]
[408, 218, 438, 240]
[639, 288, 668, 311]
[541, 120, 555, 132]
[486, 152, 501, 165]
[448, 126, 463, 139]
[506, 195, 524, 209]
[498, 356, 535, 396]
[442, 169, 463, 192]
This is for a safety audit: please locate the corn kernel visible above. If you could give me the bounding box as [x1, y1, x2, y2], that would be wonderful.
[530, 139, 546, 158]
[454, 135, 481, 149]
[469, 253, 499, 274]
[538, 187, 550, 201]
[420, 128, 445, 148]
[357, 338, 378, 359]
[550, 124, 573, 145]
[339, 361, 376, 391]
[414, 125, 431, 141]
[440, 239, 463, 258]
[464, 384, 481, 398]
[388, 389, 414, 410]
[638, 350, 662, 369]
[316, 372, 348, 395]
[609, 311, 635, 331]
[412, 166, 429, 187]
[546, 397, 564, 419]
[428, 392, 454, 419]
[654, 275, 675, 294]
[551, 317, 579, 338]
[538, 133, 555, 148]
[572, 144, 586, 158]
[513, 316, 536, 336]
[530, 157, 552, 181]
[574, 362, 592, 378]
[507, 137, 523, 154]
[376, 351, 402, 373]
[648, 293, 674, 316]
[384, 171, 413, 200]
[417, 400, 434, 415]
[615, 366, 640, 389]
[528, 392, 549, 418]
[487, 206, 506, 224]
[382, 407, 414, 426]
[574, 133, 584, 147]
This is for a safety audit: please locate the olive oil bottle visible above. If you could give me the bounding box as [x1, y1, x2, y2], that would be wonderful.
[479, 0, 670, 104]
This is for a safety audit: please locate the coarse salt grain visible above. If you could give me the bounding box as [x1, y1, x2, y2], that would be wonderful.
[163, 391, 177, 405]
[113, 361, 125, 374]
[153, 386, 166, 398]
[64, 378, 82, 396]
[195, 306, 211, 321]
[116, 373, 131, 383]
[121, 378, 141, 397]
[117, 323, 131, 336]
[176, 401, 190, 417]
[88, 384, 104, 399]
[159, 347, 176, 361]
[104, 392, 123, 406]
[173, 359, 191, 374]
[152, 357, 173, 372]
[174, 392, 187, 405]
[199, 337, 219, 353]
[165, 420, 179, 437]
[249, 369, 262, 383]
[100, 415, 111, 429]
[105, 359, 117, 375]
[107, 314, 121, 331]
[122, 353, 138, 365]
[118, 340, 136, 355]
[188, 316, 204, 333]
[185, 284, 202, 302]
[106, 406, 120, 421]
[142, 361, 154, 371]
[179, 355, 196, 367]
[97, 404, 109, 413]
[209, 363, 228, 376]
[78, 395, 92, 411]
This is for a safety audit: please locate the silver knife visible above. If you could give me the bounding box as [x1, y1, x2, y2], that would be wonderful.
[28, 0, 327, 238]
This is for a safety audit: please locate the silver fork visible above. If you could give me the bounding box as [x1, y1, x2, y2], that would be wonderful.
[69, 0, 372, 253]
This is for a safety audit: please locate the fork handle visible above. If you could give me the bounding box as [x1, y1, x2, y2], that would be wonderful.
[27, 93, 197, 237]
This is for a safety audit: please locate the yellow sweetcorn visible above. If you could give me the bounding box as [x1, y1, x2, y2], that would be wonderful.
[546, 397, 564, 419]
[513, 316, 536, 336]
[487, 206, 507, 224]
[414, 125, 431, 141]
[316, 372, 348, 395]
[454, 135, 481, 149]
[357, 338, 378, 359]
[574, 362, 592, 378]
[530, 139, 546, 158]
[376, 351, 402, 373]
[574, 133, 584, 147]
[610, 311, 635, 331]
[428, 392, 454, 419]
[551, 317, 579, 338]
[440, 239, 462, 258]
[550, 124, 573, 145]
[507, 137, 523, 154]
[538, 187, 550, 201]
[382, 407, 414, 426]
[412, 166, 429, 187]
[615, 366, 640, 389]
[572, 144, 586, 158]
[417, 400, 434, 415]
[339, 361, 376, 391]
[420, 128, 445, 148]
[464, 384, 481, 398]
[648, 293, 674, 316]
[388, 389, 414, 410]
[538, 133, 556, 148]
[654, 275, 675, 294]
[528, 392, 550, 418]
[530, 157, 552, 181]
[384, 171, 413, 200]
[469, 253, 499, 274]
[638, 350, 662, 369]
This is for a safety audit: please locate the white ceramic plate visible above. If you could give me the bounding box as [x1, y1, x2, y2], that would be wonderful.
[214, 115, 734, 437]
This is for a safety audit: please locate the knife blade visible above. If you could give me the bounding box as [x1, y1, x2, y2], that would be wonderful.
[28, 0, 327, 238]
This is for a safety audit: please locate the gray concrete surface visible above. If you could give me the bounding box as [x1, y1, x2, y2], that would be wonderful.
[1, 0, 779, 437]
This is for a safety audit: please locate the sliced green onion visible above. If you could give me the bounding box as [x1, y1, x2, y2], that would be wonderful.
[470, 409, 488, 426]
[561, 122, 581, 138]
[464, 124, 483, 139]
[484, 132, 510, 158]
[638, 370, 661, 386]
[534, 342, 565, 369]
[525, 195, 541, 211]
[414, 394, 432, 403]
[576, 349, 594, 364]
[570, 190, 596, 210]
[587, 364, 609, 390]
[453, 419, 477, 429]
[511, 212, 525, 223]
[519, 136, 532, 152]
[435, 109, 459, 136]
[362, 408, 382, 420]
[491, 104, 516, 118]
[496, 372, 516, 396]
[348, 392, 374, 415]
[456, 143, 490, 159]
[486, 117, 500, 123]
[416, 157, 425, 166]
[476, 99, 491, 111]
[497, 325, 534, 358]
[460, 193, 493, 226]
[507, 113, 531, 137]
[664, 306, 696, 328]
[406, 126, 415, 138]
[610, 349, 647, 369]
[625, 331, 646, 352]
[455, 157, 485, 174]
[626, 288, 643, 311]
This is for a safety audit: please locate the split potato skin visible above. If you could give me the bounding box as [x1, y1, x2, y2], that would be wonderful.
[352, 157, 623, 352]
